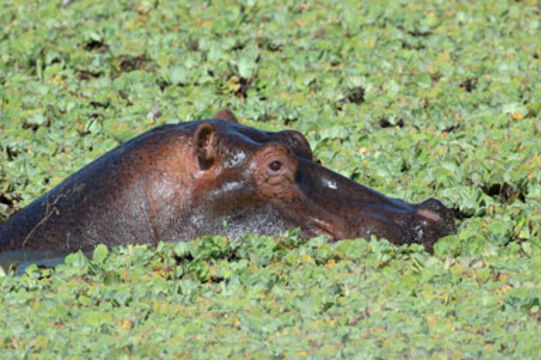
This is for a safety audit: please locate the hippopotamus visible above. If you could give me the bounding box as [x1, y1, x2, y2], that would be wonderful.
[0, 109, 455, 255]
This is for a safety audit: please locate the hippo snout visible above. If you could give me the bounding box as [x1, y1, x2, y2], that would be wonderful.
[412, 198, 456, 251]
[417, 198, 456, 230]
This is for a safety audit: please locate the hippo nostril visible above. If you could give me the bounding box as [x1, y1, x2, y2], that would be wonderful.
[269, 161, 282, 172]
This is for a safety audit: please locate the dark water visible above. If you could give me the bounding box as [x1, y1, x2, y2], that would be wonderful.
[0, 250, 67, 275]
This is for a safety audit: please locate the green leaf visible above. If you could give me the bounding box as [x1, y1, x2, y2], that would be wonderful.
[80, 310, 113, 327]
[92, 244, 109, 264]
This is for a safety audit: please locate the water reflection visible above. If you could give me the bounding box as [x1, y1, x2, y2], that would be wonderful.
[0, 250, 67, 275]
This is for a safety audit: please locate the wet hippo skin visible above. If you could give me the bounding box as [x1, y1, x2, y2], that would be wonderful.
[0, 110, 455, 254]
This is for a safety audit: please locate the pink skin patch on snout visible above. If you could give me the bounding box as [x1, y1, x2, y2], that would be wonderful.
[417, 208, 442, 222]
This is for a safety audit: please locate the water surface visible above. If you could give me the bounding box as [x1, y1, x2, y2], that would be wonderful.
[0, 250, 67, 275]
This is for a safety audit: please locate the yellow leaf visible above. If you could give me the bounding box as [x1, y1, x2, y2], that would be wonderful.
[426, 315, 438, 327]
[496, 284, 513, 295]
[511, 113, 523, 121]
[325, 259, 335, 268]
[227, 76, 241, 92]
[358, 146, 369, 155]
[117, 319, 133, 329]
[437, 51, 451, 63]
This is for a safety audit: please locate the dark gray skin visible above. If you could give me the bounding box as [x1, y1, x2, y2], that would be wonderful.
[0, 110, 455, 254]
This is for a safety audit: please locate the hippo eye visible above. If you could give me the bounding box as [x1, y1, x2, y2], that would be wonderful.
[269, 161, 282, 172]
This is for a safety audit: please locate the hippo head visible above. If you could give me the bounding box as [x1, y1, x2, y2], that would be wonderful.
[187, 112, 455, 251]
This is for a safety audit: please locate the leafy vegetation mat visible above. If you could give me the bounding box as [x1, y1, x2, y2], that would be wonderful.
[1, 0, 540, 358]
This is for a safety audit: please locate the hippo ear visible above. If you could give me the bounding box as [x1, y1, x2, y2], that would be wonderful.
[214, 109, 238, 123]
[194, 122, 218, 171]
[277, 130, 313, 160]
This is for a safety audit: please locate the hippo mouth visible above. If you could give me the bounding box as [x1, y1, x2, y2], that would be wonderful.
[277, 201, 348, 241]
